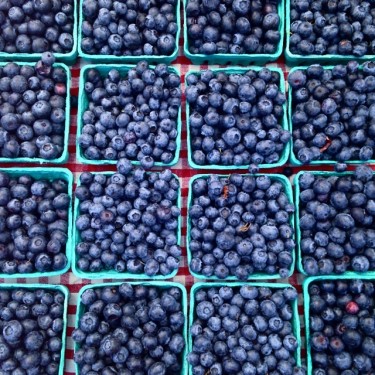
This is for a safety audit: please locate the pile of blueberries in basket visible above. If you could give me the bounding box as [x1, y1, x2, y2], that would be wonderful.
[186, 0, 282, 56]
[308, 279, 375, 374]
[188, 285, 305, 375]
[73, 283, 185, 375]
[75, 158, 182, 277]
[0, 53, 67, 160]
[189, 173, 295, 279]
[289, 61, 375, 165]
[0, 170, 70, 275]
[186, 68, 290, 168]
[299, 165, 375, 276]
[290, 0, 375, 57]
[81, 0, 179, 56]
[0, 0, 75, 54]
[78, 60, 181, 168]
[0, 288, 66, 375]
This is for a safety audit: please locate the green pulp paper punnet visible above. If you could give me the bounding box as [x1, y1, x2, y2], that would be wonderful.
[186, 66, 290, 170]
[72, 171, 182, 280]
[303, 275, 375, 375]
[0, 283, 69, 375]
[0, 168, 73, 279]
[288, 66, 375, 166]
[77, 64, 182, 167]
[183, 0, 285, 65]
[0, 3, 78, 64]
[74, 281, 188, 375]
[285, 0, 375, 65]
[0, 62, 70, 164]
[78, 0, 180, 63]
[189, 282, 302, 375]
[187, 173, 296, 280]
[294, 170, 375, 277]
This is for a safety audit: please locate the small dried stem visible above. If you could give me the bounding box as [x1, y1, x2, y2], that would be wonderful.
[239, 222, 251, 232]
[222, 185, 229, 199]
[320, 136, 332, 152]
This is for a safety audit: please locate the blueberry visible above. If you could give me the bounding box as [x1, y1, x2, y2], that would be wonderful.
[355, 165, 373, 183]
[3, 319, 23, 343]
[289, 70, 307, 90]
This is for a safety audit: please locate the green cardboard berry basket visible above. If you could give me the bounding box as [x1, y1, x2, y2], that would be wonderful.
[0, 168, 73, 279]
[303, 275, 375, 375]
[0, 283, 69, 375]
[186, 66, 290, 170]
[0, 3, 78, 64]
[72, 171, 182, 279]
[77, 64, 182, 166]
[294, 170, 375, 276]
[0, 62, 71, 164]
[183, 0, 285, 65]
[74, 281, 188, 375]
[289, 66, 375, 166]
[285, 0, 375, 65]
[78, 0, 180, 63]
[189, 282, 302, 374]
[187, 173, 296, 280]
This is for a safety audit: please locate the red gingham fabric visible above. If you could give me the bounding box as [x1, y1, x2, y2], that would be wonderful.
[0, 45, 340, 374]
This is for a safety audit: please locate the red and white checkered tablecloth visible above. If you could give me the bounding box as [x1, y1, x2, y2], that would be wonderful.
[0, 46, 317, 374]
